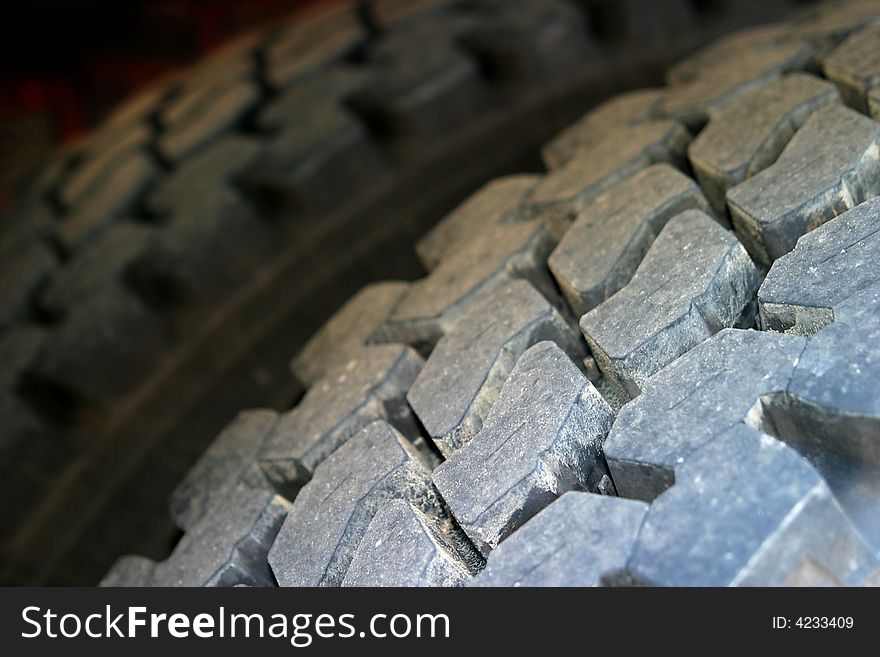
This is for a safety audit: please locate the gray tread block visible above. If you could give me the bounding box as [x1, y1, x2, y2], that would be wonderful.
[603, 328, 806, 501]
[516, 121, 691, 222]
[259, 344, 424, 496]
[458, 0, 591, 89]
[407, 280, 584, 457]
[157, 78, 260, 163]
[135, 188, 275, 309]
[291, 281, 409, 387]
[758, 197, 880, 334]
[689, 73, 841, 216]
[541, 89, 666, 170]
[823, 22, 880, 113]
[268, 420, 440, 587]
[57, 125, 151, 211]
[251, 71, 387, 215]
[348, 23, 490, 142]
[0, 240, 56, 330]
[145, 137, 266, 216]
[780, 305, 880, 549]
[726, 104, 880, 266]
[341, 500, 482, 587]
[99, 555, 157, 587]
[169, 409, 279, 532]
[626, 424, 876, 587]
[470, 492, 648, 587]
[580, 210, 759, 398]
[548, 164, 710, 318]
[40, 223, 155, 318]
[59, 151, 156, 251]
[658, 24, 816, 129]
[265, 8, 364, 89]
[103, 486, 290, 587]
[29, 285, 174, 408]
[373, 218, 558, 348]
[432, 341, 613, 555]
[416, 174, 540, 271]
[787, 0, 880, 44]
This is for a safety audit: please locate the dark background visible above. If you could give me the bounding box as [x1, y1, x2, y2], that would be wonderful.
[0, 1, 328, 211]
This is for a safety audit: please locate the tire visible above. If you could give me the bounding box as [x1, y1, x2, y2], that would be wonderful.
[2, 0, 873, 585]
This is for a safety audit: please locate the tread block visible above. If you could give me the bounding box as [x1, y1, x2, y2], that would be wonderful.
[342, 500, 483, 587]
[689, 73, 841, 216]
[548, 164, 710, 318]
[157, 78, 260, 163]
[0, 240, 56, 330]
[416, 174, 539, 271]
[603, 328, 806, 501]
[758, 197, 880, 334]
[0, 326, 68, 534]
[787, 0, 880, 44]
[99, 555, 157, 587]
[169, 409, 279, 532]
[541, 88, 666, 170]
[373, 218, 558, 348]
[102, 486, 290, 587]
[580, 210, 759, 398]
[658, 24, 816, 129]
[145, 136, 266, 216]
[259, 344, 423, 497]
[458, 0, 591, 89]
[778, 306, 880, 549]
[470, 492, 648, 587]
[248, 72, 387, 215]
[349, 20, 490, 143]
[28, 285, 173, 411]
[626, 424, 876, 587]
[407, 280, 584, 457]
[264, 8, 364, 89]
[823, 22, 880, 113]
[520, 121, 691, 222]
[40, 223, 155, 319]
[291, 281, 409, 387]
[58, 151, 156, 251]
[57, 125, 151, 211]
[133, 188, 275, 311]
[267, 420, 440, 587]
[726, 104, 880, 266]
[432, 341, 613, 555]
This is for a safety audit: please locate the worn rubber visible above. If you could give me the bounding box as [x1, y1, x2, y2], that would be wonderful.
[7, 0, 880, 586]
[9, 0, 776, 585]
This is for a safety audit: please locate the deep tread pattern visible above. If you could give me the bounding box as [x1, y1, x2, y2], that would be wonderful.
[470, 492, 648, 587]
[624, 425, 876, 587]
[548, 164, 711, 317]
[407, 280, 584, 457]
[580, 210, 759, 398]
[267, 421, 441, 587]
[416, 174, 540, 271]
[373, 218, 559, 348]
[258, 344, 423, 497]
[342, 500, 483, 587]
[688, 73, 841, 216]
[822, 22, 880, 113]
[726, 104, 880, 266]
[290, 281, 409, 387]
[604, 328, 805, 501]
[102, 485, 290, 587]
[169, 409, 279, 532]
[432, 341, 613, 555]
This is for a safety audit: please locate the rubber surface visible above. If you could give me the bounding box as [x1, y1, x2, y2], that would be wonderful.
[6, 0, 878, 585]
